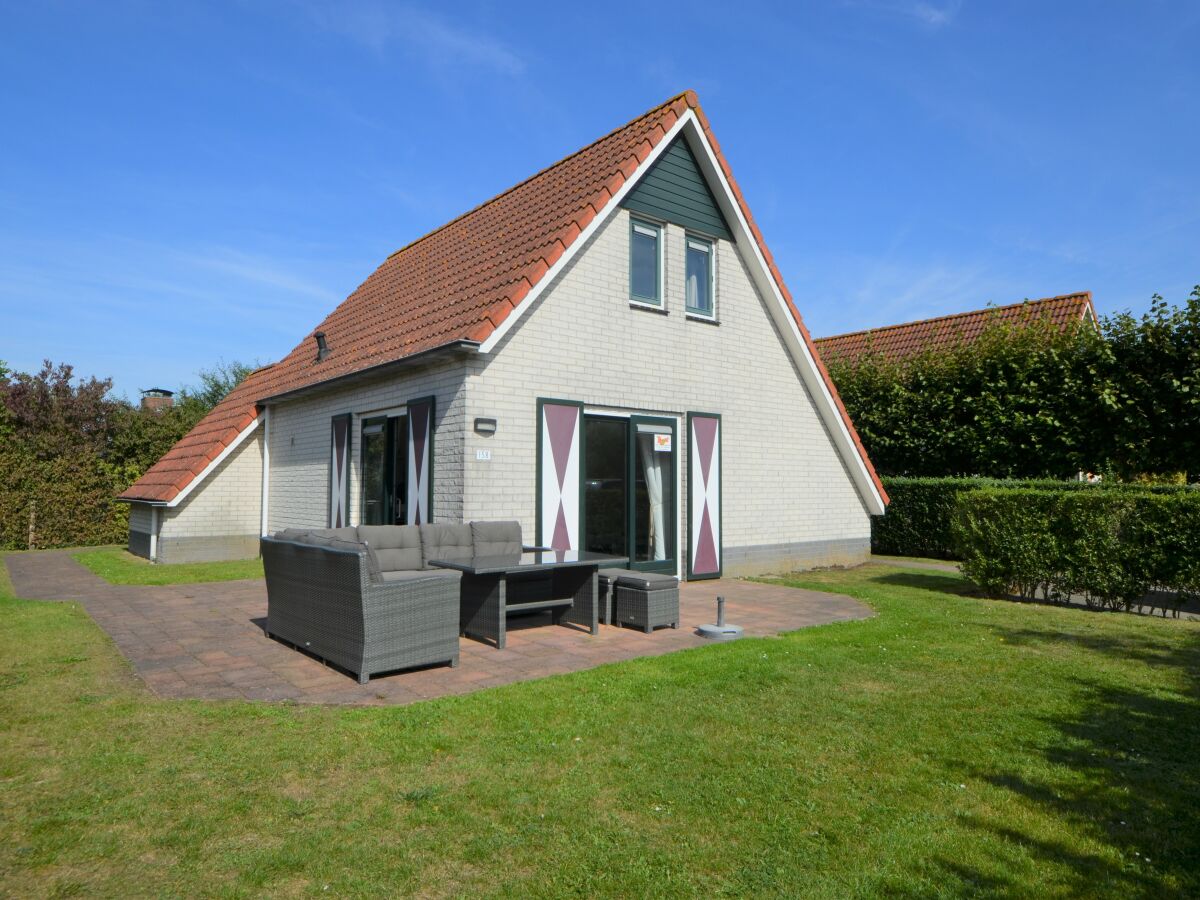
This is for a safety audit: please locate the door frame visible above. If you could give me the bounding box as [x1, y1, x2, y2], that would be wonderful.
[628, 413, 678, 575]
[359, 412, 408, 526]
[578, 407, 682, 579]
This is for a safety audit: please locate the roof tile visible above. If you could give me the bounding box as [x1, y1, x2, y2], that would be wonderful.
[122, 91, 889, 507]
[814, 293, 1096, 365]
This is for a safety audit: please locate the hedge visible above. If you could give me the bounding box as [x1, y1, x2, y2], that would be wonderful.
[952, 488, 1200, 613]
[872, 476, 1197, 560]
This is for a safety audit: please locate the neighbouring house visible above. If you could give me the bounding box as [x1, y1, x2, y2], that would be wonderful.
[813, 292, 1099, 364]
[118, 91, 888, 578]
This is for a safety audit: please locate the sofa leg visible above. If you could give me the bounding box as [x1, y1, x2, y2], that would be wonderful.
[357, 672, 369, 685]
[450, 656, 460, 668]
[644, 625, 653, 634]
[672, 622, 680, 629]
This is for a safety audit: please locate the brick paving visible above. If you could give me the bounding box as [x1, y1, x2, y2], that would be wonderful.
[4, 551, 873, 706]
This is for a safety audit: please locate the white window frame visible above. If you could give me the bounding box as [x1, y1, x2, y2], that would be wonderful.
[684, 234, 716, 321]
[629, 217, 665, 310]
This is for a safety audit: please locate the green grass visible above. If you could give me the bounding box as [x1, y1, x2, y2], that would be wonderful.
[71, 546, 264, 584]
[2, 563, 1198, 897]
[871, 553, 960, 567]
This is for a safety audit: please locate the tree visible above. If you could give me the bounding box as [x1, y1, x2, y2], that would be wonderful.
[176, 359, 256, 415]
[1099, 287, 1200, 480]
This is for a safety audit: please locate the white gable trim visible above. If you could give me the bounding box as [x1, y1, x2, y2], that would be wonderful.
[479, 109, 886, 516]
[678, 118, 886, 516]
[167, 417, 261, 508]
[479, 112, 690, 354]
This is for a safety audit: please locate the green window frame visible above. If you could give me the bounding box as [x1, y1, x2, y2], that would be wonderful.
[685, 235, 714, 318]
[629, 218, 662, 306]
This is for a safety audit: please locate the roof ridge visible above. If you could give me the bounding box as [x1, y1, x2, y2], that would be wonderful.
[816, 292, 1092, 343]
[383, 92, 691, 262]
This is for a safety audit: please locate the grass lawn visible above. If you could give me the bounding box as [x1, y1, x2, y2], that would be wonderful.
[71, 545, 264, 585]
[2, 563, 1197, 897]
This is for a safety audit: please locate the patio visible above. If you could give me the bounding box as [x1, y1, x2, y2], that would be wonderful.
[3, 551, 872, 706]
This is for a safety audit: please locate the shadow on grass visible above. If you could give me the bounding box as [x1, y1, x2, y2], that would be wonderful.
[940, 621, 1200, 896]
[868, 570, 977, 596]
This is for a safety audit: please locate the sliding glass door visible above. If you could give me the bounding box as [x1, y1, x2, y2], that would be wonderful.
[582, 414, 677, 574]
[361, 416, 408, 526]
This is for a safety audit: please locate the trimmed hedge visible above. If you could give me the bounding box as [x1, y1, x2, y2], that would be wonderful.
[952, 488, 1200, 612]
[873, 476, 1197, 560]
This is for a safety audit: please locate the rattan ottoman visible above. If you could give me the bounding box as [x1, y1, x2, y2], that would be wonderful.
[596, 568, 630, 625]
[614, 573, 680, 633]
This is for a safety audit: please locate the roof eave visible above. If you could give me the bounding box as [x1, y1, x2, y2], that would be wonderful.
[258, 340, 481, 405]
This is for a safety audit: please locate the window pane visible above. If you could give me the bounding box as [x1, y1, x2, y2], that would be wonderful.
[361, 420, 388, 525]
[630, 225, 658, 302]
[686, 241, 710, 313]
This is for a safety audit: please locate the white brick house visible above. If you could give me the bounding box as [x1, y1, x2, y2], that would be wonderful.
[120, 92, 888, 576]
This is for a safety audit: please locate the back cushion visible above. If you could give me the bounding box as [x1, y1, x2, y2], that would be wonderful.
[357, 525, 422, 572]
[419, 523, 474, 568]
[275, 528, 312, 542]
[471, 520, 523, 557]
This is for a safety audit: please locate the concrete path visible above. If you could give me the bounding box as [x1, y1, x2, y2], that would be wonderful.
[4, 551, 873, 706]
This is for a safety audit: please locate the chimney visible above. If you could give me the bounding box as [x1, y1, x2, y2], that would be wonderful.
[140, 388, 175, 412]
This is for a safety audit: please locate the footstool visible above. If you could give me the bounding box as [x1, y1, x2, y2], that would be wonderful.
[596, 568, 630, 626]
[614, 573, 680, 633]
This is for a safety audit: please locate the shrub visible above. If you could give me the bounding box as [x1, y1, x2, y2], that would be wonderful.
[875, 476, 1197, 560]
[952, 488, 1200, 614]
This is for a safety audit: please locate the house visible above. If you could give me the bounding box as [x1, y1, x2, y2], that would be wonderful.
[118, 91, 888, 579]
[813, 292, 1098, 365]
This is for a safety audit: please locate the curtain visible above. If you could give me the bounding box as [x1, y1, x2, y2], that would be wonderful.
[638, 434, 666, 560]
[686, 271, 699, 310]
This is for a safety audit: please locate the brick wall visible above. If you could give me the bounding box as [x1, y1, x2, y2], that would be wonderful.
[155, 429, 264, 562]
[465, 208, 872, 573]
[266, 360, 469, 531]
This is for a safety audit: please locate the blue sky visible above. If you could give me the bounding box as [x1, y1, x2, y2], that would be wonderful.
[3, 1, 1198, 399]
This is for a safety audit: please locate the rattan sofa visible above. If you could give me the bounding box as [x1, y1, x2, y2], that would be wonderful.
[260, 520, 530, 683]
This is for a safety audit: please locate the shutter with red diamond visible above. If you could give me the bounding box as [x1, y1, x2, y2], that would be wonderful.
[687, 412, 721, 579]
[328, 413, 351, 528]
[406, 397, 434, 525]
[538, 400, 582, 551]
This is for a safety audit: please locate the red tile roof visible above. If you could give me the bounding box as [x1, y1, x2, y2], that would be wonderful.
[814, 292, 1097, 365]
[121, 91, 887, 506]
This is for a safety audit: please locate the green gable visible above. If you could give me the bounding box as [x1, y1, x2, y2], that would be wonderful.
[622, 137, 731, 240]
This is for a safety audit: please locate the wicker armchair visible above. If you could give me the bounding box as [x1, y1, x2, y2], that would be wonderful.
[261, 537, 460, 683]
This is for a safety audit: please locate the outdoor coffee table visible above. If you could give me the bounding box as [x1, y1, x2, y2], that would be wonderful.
[429, 550, 629, 649]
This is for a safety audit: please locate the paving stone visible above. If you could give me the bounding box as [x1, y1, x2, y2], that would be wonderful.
[4, 550, 872, 707]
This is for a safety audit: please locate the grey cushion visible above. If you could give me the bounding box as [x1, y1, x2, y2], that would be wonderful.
[358, 525, 422, 572]
[379, 569, 462, 584]
[276, 528, 315, 542]
[419, 523, 474, 569]
[470, 520, 523, 557]
[615, 573, 679, 591]
[597, 567, 630, 585]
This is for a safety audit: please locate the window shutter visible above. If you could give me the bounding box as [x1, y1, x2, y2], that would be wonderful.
[538, 400, 582, 551]
[329, 413, 352, 528]
[687, 413, 721, 579]
[406, 397, 434, 525]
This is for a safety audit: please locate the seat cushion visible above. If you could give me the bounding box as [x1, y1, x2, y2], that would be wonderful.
[615, 573, 679, 591]
[597, 567, 631, 584]
[470, 520, 523, 557]
[357, 525, 422, 572]
[419, 523, 474, 568]
[379, 569, 462, 584]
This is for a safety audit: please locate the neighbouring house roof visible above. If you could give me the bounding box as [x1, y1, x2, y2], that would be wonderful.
[121, 91, 888, 508]
[814, 292, 1097, 365]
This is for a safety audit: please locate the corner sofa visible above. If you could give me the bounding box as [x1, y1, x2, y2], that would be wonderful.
[260, 521, 526, 683]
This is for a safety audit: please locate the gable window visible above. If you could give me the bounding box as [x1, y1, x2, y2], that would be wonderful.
[685, 236, 713, 317]
[629, 219, 662, 306]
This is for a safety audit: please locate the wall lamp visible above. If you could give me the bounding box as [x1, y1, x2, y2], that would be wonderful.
[473, 417, 498, 436]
